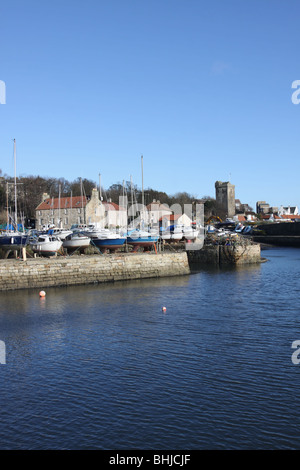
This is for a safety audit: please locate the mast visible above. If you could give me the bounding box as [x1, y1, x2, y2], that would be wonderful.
[141, 155, 145, 228]
[13, 139, 17, 229]
[99, 173, 102, 202]
[141, 155, 144, 208]
[122, 179, 127, 232]
[6, 182, 9, 231]
[58, 184, 61, 227]
[130, 175, 134, 226]
[80, 178, 83, 223]
[80, 177, 86, 224]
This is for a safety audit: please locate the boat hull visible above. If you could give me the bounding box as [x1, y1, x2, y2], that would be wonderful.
[127, 233, 159, 251]
[0, 234, 29, 250]
[31, 239, 63, 257]
[63, 235, 91, 251]
[92, 237, 126, 252]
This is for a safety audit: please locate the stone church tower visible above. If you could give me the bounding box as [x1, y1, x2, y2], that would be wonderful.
[215, 181, 235, 218]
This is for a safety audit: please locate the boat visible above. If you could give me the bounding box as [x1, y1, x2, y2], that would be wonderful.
[70, 223, 88, 232]
[30, 234, 63, 256]
[126, 159, 160, 252]
[82, 224, 105, 239]
[160, 225, 183, 242]
[0, 140, 29, 252]
[235, 223, 244, 233]
[0, 230, 29, 251]
[41, 225, 72, 240]
[181, 225, 199, 240]
[91, 229, 126, 253]
[206, 224, 217, 233]
[62, 232, 91, 251]
[127, 228, 159, 251]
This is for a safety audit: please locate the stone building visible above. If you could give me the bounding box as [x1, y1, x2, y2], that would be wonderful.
[35, 188, 126, 230]
[256, 201, 270, 214]
[146, 200, 173, 226]
[215, 181, 235, 218]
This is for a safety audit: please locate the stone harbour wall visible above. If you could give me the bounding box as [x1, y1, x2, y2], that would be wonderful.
[187, 243, 262, 266]
[0, 252, 190, 291]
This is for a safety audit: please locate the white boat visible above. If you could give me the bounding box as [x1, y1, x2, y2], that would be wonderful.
[62, 233, 91, 251]
[30, 234, 63, 256]
[206, 225, 216, 233]
[41, 225, 72, 240]
[160, 225, 183, 241]
[179, 224, 199, 240]
[82, 224, 106, 239]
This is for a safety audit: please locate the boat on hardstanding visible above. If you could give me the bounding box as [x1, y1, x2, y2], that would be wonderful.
[0, 140, 30, 251]
[160, 225, 183, 242]
[40, 225, 72, 240]
[91, 229, 126, 253]
[62, 232, 91, 252]
[30, 234, 63, 257]
[181, 225, 199, 240]
[0, 230, 29, 251]
[126, 157, 159, 251]
[82, 224, 105, 239]
[127, 228, 159, 252]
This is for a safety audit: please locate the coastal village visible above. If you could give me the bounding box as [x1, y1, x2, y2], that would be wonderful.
[1, 168, 300, 292]
[1, 174, 299, 234]
[1, 172, 300, 259]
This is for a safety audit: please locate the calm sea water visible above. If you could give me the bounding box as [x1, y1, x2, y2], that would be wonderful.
[0, 246, 300, 450]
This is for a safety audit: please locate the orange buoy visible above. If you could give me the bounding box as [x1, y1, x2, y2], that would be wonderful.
[162, 306, 167, 312]
[39, 291, 46, 297]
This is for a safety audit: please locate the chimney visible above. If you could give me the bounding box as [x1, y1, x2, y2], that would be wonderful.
[91, 187, 99, 199]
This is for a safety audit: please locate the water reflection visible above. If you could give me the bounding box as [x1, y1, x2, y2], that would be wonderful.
[0, 246, 300, 449]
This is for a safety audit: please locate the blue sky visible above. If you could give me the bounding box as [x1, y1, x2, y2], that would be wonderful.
[1, 0, 300, 210]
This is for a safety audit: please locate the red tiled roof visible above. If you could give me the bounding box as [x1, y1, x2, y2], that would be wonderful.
[36, 197, 123, 211]
[262, 214, 294, 220]
[280, 214, 300, 219]
[103, 202, 122, 211]
[36, 196, 87, 210]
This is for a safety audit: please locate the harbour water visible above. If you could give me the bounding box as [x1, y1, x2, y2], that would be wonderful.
[0, 246, 300, 449]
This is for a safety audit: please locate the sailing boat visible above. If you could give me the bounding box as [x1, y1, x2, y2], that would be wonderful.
[0, 140, 29, 251]
[90, 173, 126, 252]
[126, 156, 159, 252]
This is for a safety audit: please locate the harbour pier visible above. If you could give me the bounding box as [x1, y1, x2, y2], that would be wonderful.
[0, 252, 190, 291]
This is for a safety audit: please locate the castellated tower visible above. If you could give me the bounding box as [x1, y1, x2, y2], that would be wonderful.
[215, 181, 235, 218]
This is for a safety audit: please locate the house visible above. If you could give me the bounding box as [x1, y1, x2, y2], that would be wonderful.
[278, 205, 299, 216]
[35, 188, 126, 230]
[146, 200, 173, 226]
[256, 201, 270, 214]
[159, 213, 192, 229]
